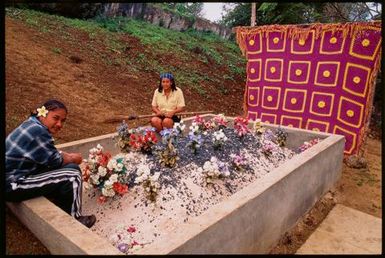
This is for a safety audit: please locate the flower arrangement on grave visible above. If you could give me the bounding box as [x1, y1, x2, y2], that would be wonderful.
[109, 224, 145, 254]
[253, 119, 266, 135]
[212, 129, 228, 150]
[298, 138, 321, 153]
[134, 163, 161, 202]
[173, 120, 186, 136]
[192, 115, 207, 131]
[82, 144, 129, 203]
[261, 139, 278, 157]
[115, 122, 158, 154]
[211, 113, 228, 130]
[115, 121, 133, 153]
[233, 116, 251, 137]
[186, 122, 203, 154]
[199, 156, 230, 186]
[158, 128, 179, 167]
[230, 153, 248, 171]
[275, 127, 288, 147]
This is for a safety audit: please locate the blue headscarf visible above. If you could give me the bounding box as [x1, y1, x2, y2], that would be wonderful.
[160, 72, 174, 80]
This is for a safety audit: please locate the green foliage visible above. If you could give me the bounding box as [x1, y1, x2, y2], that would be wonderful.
[220, 2, 380, 26]
[51, 47, 62, 54]
[151, 3, 204, 19]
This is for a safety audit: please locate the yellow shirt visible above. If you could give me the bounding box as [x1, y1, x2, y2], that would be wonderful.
[152, 87, 185, 113]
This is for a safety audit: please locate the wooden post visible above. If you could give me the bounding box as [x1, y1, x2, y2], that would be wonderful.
[251, 3, 256, 26]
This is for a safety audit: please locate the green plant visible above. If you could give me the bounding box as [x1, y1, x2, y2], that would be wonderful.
[51, 47, 62, 54]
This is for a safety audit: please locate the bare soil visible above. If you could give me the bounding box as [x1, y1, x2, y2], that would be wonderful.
[5, 15, 382, 254]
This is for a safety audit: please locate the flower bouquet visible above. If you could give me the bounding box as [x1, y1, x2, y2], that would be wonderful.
[230, 153, 248, 171]
[212, 129, 228, 150]
[199, 156, 230, 186]
[157, 128, 179, 167]
[115, 121, 158, 154]
[82, 144, 130, 203]
[134, 164, 161, 202]
[233, 116, 251, 138]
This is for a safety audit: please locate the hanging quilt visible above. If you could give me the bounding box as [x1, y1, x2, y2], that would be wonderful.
[236, 21, 381, 155]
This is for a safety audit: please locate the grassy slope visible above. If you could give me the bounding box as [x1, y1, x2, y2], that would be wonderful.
[5, 7, 247, 143]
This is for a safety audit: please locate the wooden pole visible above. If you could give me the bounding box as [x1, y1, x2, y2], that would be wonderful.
[103, 110, 214, 123]
[251, 3, 256, 26]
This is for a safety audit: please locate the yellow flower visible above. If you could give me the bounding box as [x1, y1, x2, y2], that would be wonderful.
[353, 76, 361, 84]
[295, 69, 302, 76]
[273, 37, 279, 44]
[270, 67, 276, 73]
[346, 110, 354, 117]
[299, 39, 305, 46]
[267, 96, 273, 102]
[249, 39, 255, 46]
[323, 70, 330, 78]
[37, 106, 49, 117]
[361, 39, 370, 47]
[250, 68, 255, 74]
[249, 95, 254, 101]
[329, 37, 337, 44]
[291, 98, 297, 104]
[318, 101, 326, 108]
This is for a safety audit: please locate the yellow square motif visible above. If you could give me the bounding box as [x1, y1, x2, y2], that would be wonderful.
[291, 30, 315, 54]
[264, 59, 284, 82]
[247, 59, 262, 82]
[342, 62, 371, 98]
[282, 89, 307, 113]
[314, 61, 340, 87]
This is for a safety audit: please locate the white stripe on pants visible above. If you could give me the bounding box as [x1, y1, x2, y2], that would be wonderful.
[12, 168, 82, 217]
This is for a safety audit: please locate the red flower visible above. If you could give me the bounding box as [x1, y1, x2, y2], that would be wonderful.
[113, 182, 128, 195]
[131, 240, 139, 246]
[99, 152, 111, 167]
[98, 196, 107, 204]
[127, 226, 136, 233]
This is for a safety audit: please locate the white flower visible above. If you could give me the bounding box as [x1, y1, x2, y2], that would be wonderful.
[102, 187, 115, 197]
[115, 162, 124, 172]
[90, 174, 100, 185]
[109, 174, 119, 183]
[36, 106, 49, 117]
[96, 144, 103, 151]
[104, 180, 114, 188]
[98, 166, 107, 177]
[107, 159, 117, 170]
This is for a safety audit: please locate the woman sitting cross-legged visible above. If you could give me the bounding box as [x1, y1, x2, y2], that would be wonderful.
[5, 99, 96, 228]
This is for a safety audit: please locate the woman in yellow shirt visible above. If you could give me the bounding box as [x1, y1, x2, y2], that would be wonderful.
[151, 73, 185, 132]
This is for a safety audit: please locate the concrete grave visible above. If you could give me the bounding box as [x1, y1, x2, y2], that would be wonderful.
[6, 114, 345, 254]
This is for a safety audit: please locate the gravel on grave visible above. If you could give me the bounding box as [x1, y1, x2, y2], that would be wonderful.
[81, 128, 296, 254]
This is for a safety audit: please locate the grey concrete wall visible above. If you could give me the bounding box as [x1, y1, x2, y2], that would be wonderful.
[136, 133, 344, 254]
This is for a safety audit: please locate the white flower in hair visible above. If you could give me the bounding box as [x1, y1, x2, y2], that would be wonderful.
[37, 106, 49, 117]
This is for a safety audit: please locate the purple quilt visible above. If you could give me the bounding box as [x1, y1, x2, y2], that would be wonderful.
[236, 21, 381, 155]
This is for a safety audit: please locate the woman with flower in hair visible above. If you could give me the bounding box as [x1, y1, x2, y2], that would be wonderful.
[5, 99, 96, 228]
[151, 72, 185, 132]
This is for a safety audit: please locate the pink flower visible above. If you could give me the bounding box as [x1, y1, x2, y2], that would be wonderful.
[127, 226, 136, 233]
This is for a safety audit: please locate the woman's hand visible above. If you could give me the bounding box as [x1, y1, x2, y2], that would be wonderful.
[165, 111, 175, 118]
[61, 151, 83, 165]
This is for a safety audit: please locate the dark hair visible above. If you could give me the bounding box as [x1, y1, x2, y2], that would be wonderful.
[31, 99, 68, 116]
[158, 77, 177, 93]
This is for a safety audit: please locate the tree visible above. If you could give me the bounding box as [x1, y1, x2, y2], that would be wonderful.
[219, 2, 381, 27]
[157, 2, 204, 18]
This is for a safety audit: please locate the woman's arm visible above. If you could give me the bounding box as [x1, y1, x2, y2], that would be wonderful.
[165, 106, 185, 118]
[152, 106, 164, 117]
[61, 151, 82, 165]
